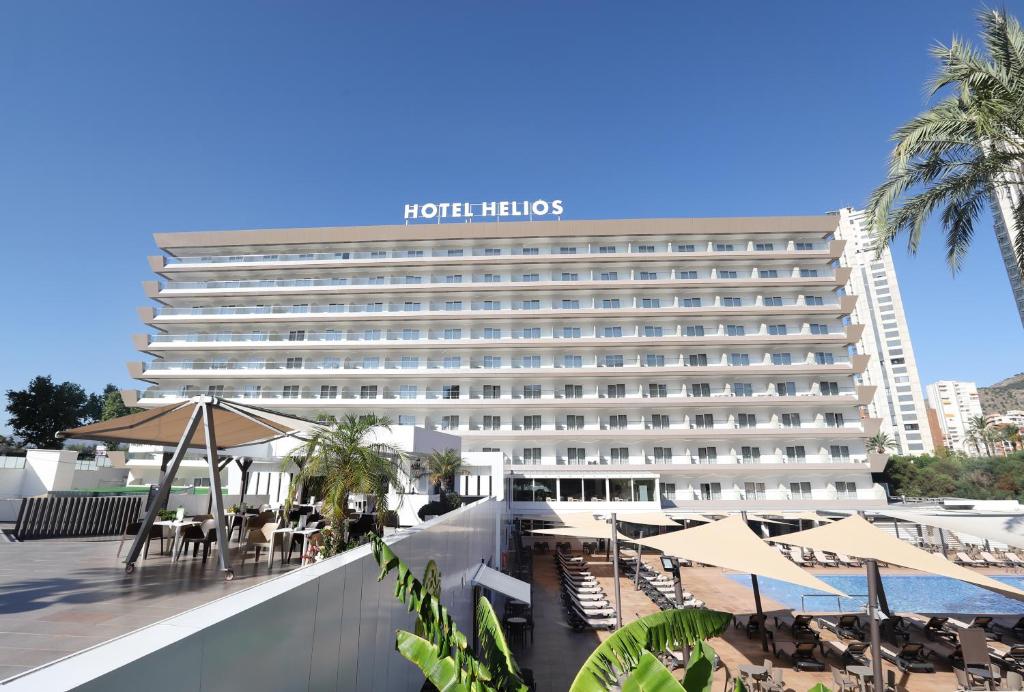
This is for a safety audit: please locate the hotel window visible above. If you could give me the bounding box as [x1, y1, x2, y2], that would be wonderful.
[290, 303, 310, 313]
[482, 327, 499, 339]
[405, 275, 423, 284]
[636, 244, 655, 253]
[483, 355, 502, 369]
[760, 269, 779, 278]
[602, 298, 621, 309]
[653, 448, 673, 465]
[690, 383, 711, 397]
[523, 384, 542, 399]
[398, 415, 416, 426]
[482, 248, 500, 256]
[639, 271, 658, 280]
[771, 353, 792, 365]
[442, 384, 460, 400]
[726, 325, 745, 336]
[644, 325, 663, 337]
[443, 356, 461, 369]
[563, 354, 582, 368]
[482, 273, 500, 282]
[685, 325, 706, 336]
[607, 383, 626, 398]
[362, 356, 380, 369]
[660, 481, 676, 499]
[520, 273, 539, 282]
[324, 330, 341, 341]
[645, 354, 665, 367]
[682, 297, 702, 307]
[799, 268, 819, 277]
[400, 385, 417, 399]
[364, 303, 383, 313]
[401, 328, 420, 340]
[520, 299, 540, 310]
[522, 447, 542, 464]
[559, 247, 577, 254]
[649, 414, 670, 429]
[790, 482, 812, 499]
[763, 296, 783, 307]
[441, 415, 460, 431]
[401, 356, 419, 369]
[599, 245, 617, 253]
[561, 272, 579, 281]
[483, 384, 501, 399]
[319, 385, 338, 399]
[447, 249, 464, 256]
[648, 383, 668, 398]
[730, 353, 750, 366]
[781, 412, 801, 427]
[719, 270, 739, 279]
[676, 243, 696, 252]
[610, 447, 630, 463]
[567, 447, 586, 464]
[744, 482, 766, 499]
[360, 385, 378, 399]
[785, 446, 806, 463]
[693, 413, 714, 428]
[825, 412, 845, 427]
[741, 447, 761, 464]
[561, 299, 580, 309]
[286, 357, 304, 369]
[520, 327, 541, 338]
[565, 415, 585, 430]
[523, 415, 542, 431]
[445, 300, 463, 311]
[641, 297, 661, 308]
[282, 385, 300, 399]
[520, 355, 541, 368]
[600, 271, 619, 280]
[444, 274, 463, 284]
[776, 381, 796, 396]
[723, 297, 742, 307]
[733, 383, 753, 397]
[604, 326, 623, 337]
[804, 295, 824, 306]
[795, 242, 814, 250]
[608, 414, 628, 430]
[404, 302, 421, 311]
[815, 352, 835, 365]
[563, 327, 581, 338]
[522, 247, 539, 255]
[678, 270, 698, 279]
[287, 330, 305, 341]
[715, 243, 735, 251]
[482, 300, 500, 310]
[830, 445, 851, 461]
[367, 276, 385, 285]
[755, 242, 775, 251]
[604, 354, 625, 367]
[698, 447, 717, 464]
[737, 413, 757, 428]
[809, 323, 829, 335]
[242, 384, 262, 398]
[700, 483, 722, 500]
[767, 324, 787, 335]
[565, 384, 583, 398]
[321, 356, 341, 369]
[206, 385, 225, 396]
[835, 481, 857, 498]
[442, 328, 464, 340]
[819, 381, 840, 395]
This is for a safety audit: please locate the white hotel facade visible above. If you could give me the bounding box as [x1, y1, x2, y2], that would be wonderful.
[126, 214, 889, 516]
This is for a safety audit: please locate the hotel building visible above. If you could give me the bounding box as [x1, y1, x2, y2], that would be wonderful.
[990, 180, 1024, 327]
[926, 380, 984, 453]
[126, 215, 888, 515]
[834, 208, 934, 454]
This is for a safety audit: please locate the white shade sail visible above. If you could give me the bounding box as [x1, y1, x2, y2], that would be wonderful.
[471, 564, 531, 605]
[882, 510, 1024, 551]
[531, 525, 634, 542]
[636, 516, 846, 597]
[608, 511, 683, 527]
[774, 515, 1024, 601]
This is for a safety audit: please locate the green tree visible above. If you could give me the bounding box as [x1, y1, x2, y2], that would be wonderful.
[100, 385, 141, 420]
[968, 415, 994, 456]
[425, 448, 466, 495]
[867, 9, 1024, 282]
[5, 375, 90, 448]
[286, 414, 405, 542]
[867, 431, 898, 454]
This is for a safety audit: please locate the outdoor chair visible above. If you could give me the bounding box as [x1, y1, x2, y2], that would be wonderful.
[734, 613, 767, 639]
[960, 627, 999, 689]
[175, 519, 220, 562]
[116, 520, 164, 559]
[830, 666, 857, 692]
[240, 522, 279, 567]
[761, 659, 784, 692]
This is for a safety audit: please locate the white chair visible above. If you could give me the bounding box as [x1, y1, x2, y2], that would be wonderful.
[240, 522, 279, 568]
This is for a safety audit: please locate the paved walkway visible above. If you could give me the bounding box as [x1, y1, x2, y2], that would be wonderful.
[0, 535, 299, 681]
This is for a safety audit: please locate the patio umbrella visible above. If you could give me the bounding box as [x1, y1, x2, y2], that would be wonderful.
[60, 396, 319, 579]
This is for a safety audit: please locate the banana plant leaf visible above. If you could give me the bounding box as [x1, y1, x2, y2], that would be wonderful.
[680, 640, 716, 692]
[475, 597, 528, 692]
[621, 651, 685, 692]
[396, 630, 471, 692]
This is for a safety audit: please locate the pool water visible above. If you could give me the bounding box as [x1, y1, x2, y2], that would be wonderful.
[725, 574, 1024, 614]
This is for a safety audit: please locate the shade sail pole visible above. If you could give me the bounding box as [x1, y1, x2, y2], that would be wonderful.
[123, 404, 204, 573]
[202, 401, 234, 579]
[741, 512, 770, 652]
[634, 530, 644, 590]
[866, 559, 884, 687]
[610, 512, 622, 629]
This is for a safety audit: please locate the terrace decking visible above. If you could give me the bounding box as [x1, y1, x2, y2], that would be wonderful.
[0, 535, 300, 681]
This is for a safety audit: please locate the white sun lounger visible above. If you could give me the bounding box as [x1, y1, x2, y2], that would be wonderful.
[789, 547, 813, 566]
[836, 553, 862, 567]
[813, 549, 838, 567]
[981, 551, 1009, 567]
[1005, 552, 1024, 566]
[955, 552, 986, 567]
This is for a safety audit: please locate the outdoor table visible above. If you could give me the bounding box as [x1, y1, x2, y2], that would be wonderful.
[505, 616, 527, 646]
[738, 663, 767, 686]
[154, 519, 201, 562]
[846, 664, 873, 692]
[274, 527, 322, 566]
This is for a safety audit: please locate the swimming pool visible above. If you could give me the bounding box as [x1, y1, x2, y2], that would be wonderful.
[725, 573, 1024, 614]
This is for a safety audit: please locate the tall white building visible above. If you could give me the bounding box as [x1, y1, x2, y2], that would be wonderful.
[926, 380, 984, 453]
[834, 208, 934, 454]
[127, 214, 888, 516]
[990, 181, 1024, 327]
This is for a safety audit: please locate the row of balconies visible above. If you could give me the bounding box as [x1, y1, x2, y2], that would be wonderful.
[506, 455, 868, 468]
[157, 239, 842, 269]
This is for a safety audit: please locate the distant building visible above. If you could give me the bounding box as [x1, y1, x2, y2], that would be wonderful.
[926, 380, 984, 453]
[835, 208, 933, 454]
[990, 182, 1024, 327]
[986, 410, 1024, 455]
[926, 407, 944, 454]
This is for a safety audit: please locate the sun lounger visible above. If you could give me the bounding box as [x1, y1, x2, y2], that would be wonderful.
[1005, 552, 1024, 567]
[955, 552, 987, 567]
[769, 634, 826, 671]
[813, 549, 839, 567]
[995, 616, 1024, 643]
[948, 616, 999, 640]
[824, 639, 870, 666]
[788, 547, 813, 566]
[980, 551, 1009, 567]
[880, 641, 935, 673]
[835, 553, 863, 567]
[734, 613, 768, 638]
[819, 614, 865, 640]
[567, 602, 616, 631]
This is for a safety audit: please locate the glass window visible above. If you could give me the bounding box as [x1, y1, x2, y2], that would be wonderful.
[609, 479, 632, 500]
[400, 385, 417, 399]
[360, 385, 378, 399]
[559, 478, 583, 502]
[685, 325, 705, 336]
[584, 478, 607, 501]
[441, 415, 460, 431]
[604, 326, 623, 337]
[398, 415, 415, 425]
[442, 384, 460, 399]
[805, 295, 824, 306]
[564, 384, 583, 398]
[776, 381, 796, 396]
[690, 383, 711, 397]
[523, 415, 542, 430]
[771, 353, 792, 365]
[726, 325, 745, 336]
[483, 384, 500, 399]
[676, 244, 695, 252]
[790, 482, 812, 499]
[678, 270, 698, 279]
[320, 385, 338, 399]
[736, 413, 757, 428]
[733, 383, 753, 397]
[567, 447, 586, 464]
[730, 353, 750, 366]
[633, 479, 655, 501]
[682, 297, 702, 308]
[607, 383, 626, 398]
[604, 354, 624, 367]
[760, 269, 779, 278]
[563, 354, 582, 368]
[610, 447, 629, 463]
[780, 413, 801, 427]
[815, 352, 835, 365]
[693, 413, 714, 428]
[723, 297, 742, 307]
[767, 324, 787, 335]
[563, 327, 581, 338]
[644, 325, 663, 337]
[698, 447, 717, 463]
[744, 482, 766, 499]
[741, 446, 761, 463]
[523, 384, 541, 399]
[763, 296, 783, 307]
[755, 242, 774, 251]
[688, 353, 708, 366]
[660, 482, 676, 499]
[648, 383, 667, 398]
[785, 446, 806, 463]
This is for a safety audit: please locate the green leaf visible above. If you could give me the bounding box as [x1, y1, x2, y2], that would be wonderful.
[621, 651, 685, 692]
[806, 684, 832, 692]
[681, 640, 716, 692]
[475, 597, 528, 692]
[569, 609, 732, 692]
[732, 677, 748, 692]
[396, 630, 470, 692]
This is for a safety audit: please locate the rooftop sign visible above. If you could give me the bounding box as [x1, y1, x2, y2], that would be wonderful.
[404, 199, 563, 222]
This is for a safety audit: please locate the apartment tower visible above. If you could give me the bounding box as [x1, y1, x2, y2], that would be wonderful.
[926, 380, 984, 453]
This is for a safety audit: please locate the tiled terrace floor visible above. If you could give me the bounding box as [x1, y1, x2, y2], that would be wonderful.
[0, 535, 299, 682]
[518, 552, 974, 691]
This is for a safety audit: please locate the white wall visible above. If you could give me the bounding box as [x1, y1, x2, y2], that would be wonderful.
[3, 498, 502, 692]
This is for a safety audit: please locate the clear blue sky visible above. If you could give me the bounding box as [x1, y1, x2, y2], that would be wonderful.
[0, 1, 1021, 416]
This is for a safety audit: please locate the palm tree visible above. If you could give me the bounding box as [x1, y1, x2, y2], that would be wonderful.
[968, 415, 994, 457]
[424, 448, 466, 496]
[1002, 423, 1022, 452]
[867, 431, 898, 454]
[867, 9, 1024, 283]
[286, 413, 405, 541]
